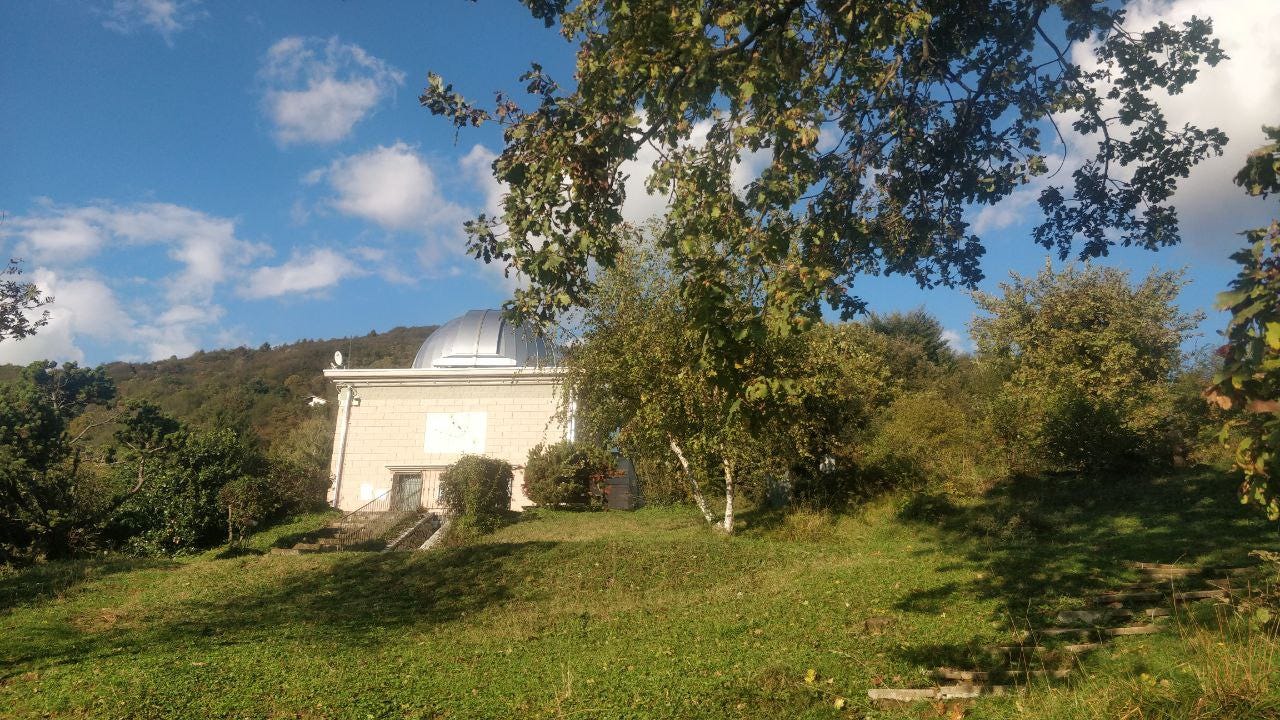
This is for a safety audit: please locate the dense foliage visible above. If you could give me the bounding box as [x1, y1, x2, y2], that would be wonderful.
[0, 362, 116, 562]
[1209, 126, 1280, 519]
[110, 426, 268, 555]
[0, 363, 336, 562]
[867, 309, 956, 369]
[565, 236, 1223, 517]
[440, 455, 513, 532]
[523, 441, 616, 507]
[973, 262, 1200, 472]
[859, 373, 1002, 497]
[0, 325, 442, 562]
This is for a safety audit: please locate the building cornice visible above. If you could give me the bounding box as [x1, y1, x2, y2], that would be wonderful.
[324, 367, 564, 387]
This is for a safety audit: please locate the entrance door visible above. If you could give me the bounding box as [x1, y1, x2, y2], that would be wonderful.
[390, 472, 423, 511]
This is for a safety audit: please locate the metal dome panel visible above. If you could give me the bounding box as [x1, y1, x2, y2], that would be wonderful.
[411, 309, 556, 369]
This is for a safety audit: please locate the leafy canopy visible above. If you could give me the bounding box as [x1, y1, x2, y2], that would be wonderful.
[425, 0, 1226, 400]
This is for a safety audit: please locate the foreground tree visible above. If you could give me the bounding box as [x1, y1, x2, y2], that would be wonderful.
[972, 262, 1200, 471]
[566, 238, 893, 529]
[0, 362, 116, 562]
[1208, 126, 1280, 519]
[425, 0, 1226, 413]
[1, 258, 51, 342]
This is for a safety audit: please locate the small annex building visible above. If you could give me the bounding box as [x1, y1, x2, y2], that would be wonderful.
[323, 309, 570, 512]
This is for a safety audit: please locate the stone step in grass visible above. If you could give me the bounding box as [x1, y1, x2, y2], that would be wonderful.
[1102, 624, 1163, 637]
[1131, 562, 1259, 580]
[869, 685, 1018, 702]
[1055, 607, 1170, 626]
[987, 642, 1100, 657]
[1027, 627, 1093, 639]
[1173, 589, 1230, 602]
[1055, 609, 1115, 625]
[1028, 622, 1167, 646]
[934, 667, 1073, 682]
[1091, 590, 1166, 606]
[290, 543, 339, 554]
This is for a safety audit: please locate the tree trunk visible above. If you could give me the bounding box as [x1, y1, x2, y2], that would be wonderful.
[669, 437, 715, 525]
[721, 457, 735, 535]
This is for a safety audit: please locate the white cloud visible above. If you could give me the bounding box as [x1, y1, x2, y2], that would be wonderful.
[0, 311, 81, 365]
[136, 304, 224, 360]
[460, 144, 503, 216]
[308, 143, 490, 280]
[314, 142, 466, 230]
[6, 202, 268, 304]
[0, 202, 278, 362]
[260, 36, 404, 145]
[971, 0, 1280, 247]
[101, 0, 206, 45]
[299, 142, 536, 288]
[240, 248, 359, 299]
[12, 214, 105, 263]
[941, 328, 973, 354]
[972, 189, 1038, 235]
[0, 270, 134, 365]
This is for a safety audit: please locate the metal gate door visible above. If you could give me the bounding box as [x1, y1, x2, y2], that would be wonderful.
[390, 472, 424, 511]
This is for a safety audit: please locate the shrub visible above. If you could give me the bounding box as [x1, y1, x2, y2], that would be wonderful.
[860, 387, 1000, 496]
[439, 455, 512, 532]
[631, 457, 690, 505]
[217, 475, 279, 545]
[266, 456, 331, 515]
[1035, 388, 1141, 473]
[523, 442, 616, 507]
[113, 427, 267, 556]
[972, 262, 1202, 474]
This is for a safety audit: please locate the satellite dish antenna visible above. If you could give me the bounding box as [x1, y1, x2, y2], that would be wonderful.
[333, 350, 344, 368]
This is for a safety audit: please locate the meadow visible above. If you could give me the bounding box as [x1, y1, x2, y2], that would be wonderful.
[2, 468, 1277, 719]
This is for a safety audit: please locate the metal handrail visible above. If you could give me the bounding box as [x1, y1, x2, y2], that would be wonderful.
[341, 489, 392, 518]
[331, 482, 428, 550]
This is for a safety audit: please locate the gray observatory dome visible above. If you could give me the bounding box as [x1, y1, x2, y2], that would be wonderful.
[411, 309, 557, 369]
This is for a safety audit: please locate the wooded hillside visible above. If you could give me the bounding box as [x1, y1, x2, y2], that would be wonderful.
[0, 324, 436, 447]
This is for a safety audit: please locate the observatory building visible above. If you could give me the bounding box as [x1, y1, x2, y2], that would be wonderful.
[323, 309, 569, 512]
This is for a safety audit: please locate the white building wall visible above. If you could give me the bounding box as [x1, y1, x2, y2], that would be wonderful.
[326, 372, 566, 511]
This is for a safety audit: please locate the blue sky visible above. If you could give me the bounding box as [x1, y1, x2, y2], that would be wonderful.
[2, 0, 1277, 365]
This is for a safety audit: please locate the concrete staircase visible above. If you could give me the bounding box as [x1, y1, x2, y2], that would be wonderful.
[868, 560, 1261, 705]
[270, 510, 435, 555]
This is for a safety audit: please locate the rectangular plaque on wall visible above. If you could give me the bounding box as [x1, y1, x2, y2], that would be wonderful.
[424, 411, 487, 454]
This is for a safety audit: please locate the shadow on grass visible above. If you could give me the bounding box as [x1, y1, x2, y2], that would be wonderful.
[0, 556, 179, 614]
[899, 467, 1278, 611]
[888, 465, 1280, 671]
[4, 540, 558, 678]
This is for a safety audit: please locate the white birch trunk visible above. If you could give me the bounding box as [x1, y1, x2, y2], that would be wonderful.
[721, 457, 736, 535]
[669, 437, 716, 525]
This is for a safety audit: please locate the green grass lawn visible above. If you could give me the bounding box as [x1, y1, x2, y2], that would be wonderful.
[2, 469, 1277, 719]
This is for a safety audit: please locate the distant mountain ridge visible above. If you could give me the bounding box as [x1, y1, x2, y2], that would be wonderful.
[0, 324, 437, 447]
